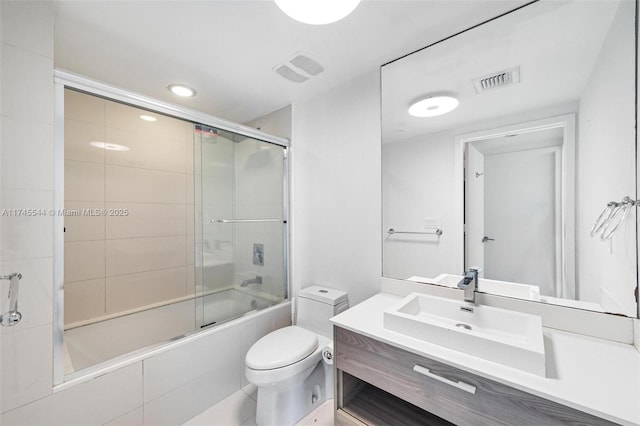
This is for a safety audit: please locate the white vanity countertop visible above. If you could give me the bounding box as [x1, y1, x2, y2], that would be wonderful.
[331, 292, 640, 426]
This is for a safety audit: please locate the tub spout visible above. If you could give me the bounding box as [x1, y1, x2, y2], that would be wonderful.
[241, 275, 262, 287]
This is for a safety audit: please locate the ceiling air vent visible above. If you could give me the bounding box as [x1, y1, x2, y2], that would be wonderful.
[472, 67, 520, 93]
[274, 52, 325, 83]
[275, 65, 309, 83]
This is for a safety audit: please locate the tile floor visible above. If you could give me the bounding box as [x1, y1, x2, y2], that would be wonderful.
[181, 384, 334, 426]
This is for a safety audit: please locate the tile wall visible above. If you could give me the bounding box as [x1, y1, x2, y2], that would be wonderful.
[63, 90, 195, 326]
[0, 0, 56, 414]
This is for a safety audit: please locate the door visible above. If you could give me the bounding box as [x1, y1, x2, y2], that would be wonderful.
[196, 125, 287, 327]
[483, 148, 559, 295]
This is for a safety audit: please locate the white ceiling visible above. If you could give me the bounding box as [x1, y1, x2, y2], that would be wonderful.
[53, 0, 528, 125]
[381, 0, 620, 143]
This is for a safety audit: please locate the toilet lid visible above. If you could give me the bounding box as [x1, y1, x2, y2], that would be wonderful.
[246, 326, 318, 370]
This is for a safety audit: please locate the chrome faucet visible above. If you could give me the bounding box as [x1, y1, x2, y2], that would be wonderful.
[457, 268, 479, 303]
[240, 275, 262, 287]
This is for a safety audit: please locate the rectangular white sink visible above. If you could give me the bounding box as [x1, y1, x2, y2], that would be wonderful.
[432, 273, 541, 301]
[383, 293, 546, 376]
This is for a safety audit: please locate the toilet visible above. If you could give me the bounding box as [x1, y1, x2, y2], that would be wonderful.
[245, 285, 349, 426]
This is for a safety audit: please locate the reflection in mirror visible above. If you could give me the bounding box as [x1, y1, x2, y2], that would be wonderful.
[381, 0, 638, 317]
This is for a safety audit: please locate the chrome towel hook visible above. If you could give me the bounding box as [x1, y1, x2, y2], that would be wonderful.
[1, 272, 22, 327]
[591, 197, 638, 242]
[590, 201, 619, 238]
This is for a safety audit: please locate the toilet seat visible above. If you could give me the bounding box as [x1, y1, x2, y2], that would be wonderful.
[246, 326, 318, 370]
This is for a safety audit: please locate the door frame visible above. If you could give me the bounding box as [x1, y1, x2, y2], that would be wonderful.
[454, 114, 576, 298]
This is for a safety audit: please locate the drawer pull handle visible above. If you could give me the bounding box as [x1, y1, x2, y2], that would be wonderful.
[413, 365, 476, 395]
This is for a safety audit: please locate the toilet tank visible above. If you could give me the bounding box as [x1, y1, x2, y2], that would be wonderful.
[296, 286, 349, 338]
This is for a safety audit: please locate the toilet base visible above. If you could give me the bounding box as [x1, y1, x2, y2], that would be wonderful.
[255, 362, 328, 426]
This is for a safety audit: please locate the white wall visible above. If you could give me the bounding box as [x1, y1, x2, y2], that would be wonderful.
[245, 105, 292, 141]
[382, 131, 461, 279]
[577, 0, 636, 316]
[291, 72, 382, 308]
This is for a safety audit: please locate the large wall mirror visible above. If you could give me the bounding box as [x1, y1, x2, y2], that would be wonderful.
[381, 0, 639, 318]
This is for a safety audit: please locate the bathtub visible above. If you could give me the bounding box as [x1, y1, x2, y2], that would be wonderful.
[64, 288, 279, 375]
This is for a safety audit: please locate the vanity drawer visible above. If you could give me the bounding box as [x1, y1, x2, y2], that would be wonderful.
[335, 326, 617, 426]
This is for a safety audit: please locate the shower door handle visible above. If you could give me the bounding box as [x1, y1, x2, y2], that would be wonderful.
[1, 272, 23, 327]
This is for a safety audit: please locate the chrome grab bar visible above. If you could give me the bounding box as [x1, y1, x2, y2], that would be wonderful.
[211, 219, 283, 223]
[388, 228, 443, 236]
[1, 272, 22, 327]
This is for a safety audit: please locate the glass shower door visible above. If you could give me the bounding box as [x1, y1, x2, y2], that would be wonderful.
[196, 125, 287, 328]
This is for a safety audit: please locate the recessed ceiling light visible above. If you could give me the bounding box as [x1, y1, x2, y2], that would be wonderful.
[89, 141, 130, 152]
[274, 0, 361, 25]
[408, 96, 459, 118]
[140, 115, 157, 122]
[167, 84, 196, 97]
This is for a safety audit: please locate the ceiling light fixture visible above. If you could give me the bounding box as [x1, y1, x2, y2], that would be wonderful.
[89, 141, 130, 152]
[408, 95, 459, 118]
[139, 115, 157, 122]
[274, 0, 361, 25]
[167, 84, 196, 97]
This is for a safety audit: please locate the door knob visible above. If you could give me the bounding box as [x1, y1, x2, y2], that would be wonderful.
[481, 236, 495, 243]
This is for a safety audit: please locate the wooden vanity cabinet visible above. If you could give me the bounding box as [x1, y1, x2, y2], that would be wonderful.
[334, 326, 617, 426]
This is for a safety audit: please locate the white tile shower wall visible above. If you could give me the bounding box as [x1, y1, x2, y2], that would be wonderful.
[63, 91, 195, 326]
[1, 117, 54, 190]
[0, 0, 55, 414]
[291, 71, 382, 306]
